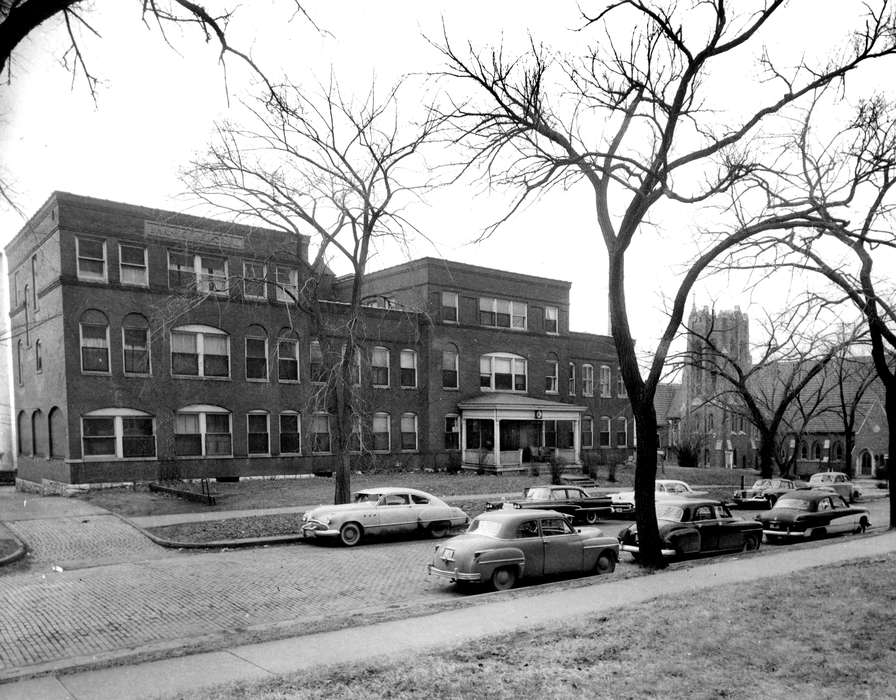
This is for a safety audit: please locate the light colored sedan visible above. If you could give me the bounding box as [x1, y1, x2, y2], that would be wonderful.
[301, 487, 468, 546]
[610, 479, 707, 514]
[807, 472, 862, 503]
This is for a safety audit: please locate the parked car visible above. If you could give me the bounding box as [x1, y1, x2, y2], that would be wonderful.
[485, 485, 612, 524]
[301, 487, 468, 546]
[617, 498, 763, 560]
[757, 490, 870, 543]
[729, 478, 808, 509]
[609, 480, 707, 515]
[428, 509, 620, 590]
[807, 472, 862, 503]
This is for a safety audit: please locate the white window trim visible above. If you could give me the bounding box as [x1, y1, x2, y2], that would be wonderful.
[400, 349, 417, 388]
[600, 365, 612, 398]
[545, 305, 559, 335]
[372, 346, 391, 388]
[119, 243, 149, 287]
[442, 346, 459, 391]
[372, 412, 391, 453]
[170, 325, 231, 379]
[279, 412, 302, 455]
[568, 362, 576, 396]
[616, 417, 628, 447]
[167, 252, 229, 295]
[122, 324, 152, 376]
[174, 405, 232, 458]
[245, 333, 269, 382]
[247, 411, 271, 456]
[599, 416, 612, 448]
[79, 320, 111, 375]
[277, 336, 301, 383]
[81, 409, 157, 461]
[274, 265, 299, 303]
[582, 417, 594, 449]
[546, 359, 559, 394]
[479, 296, 528, 330]
[311, 412, 332, 455]
[400, 412, 418, 452]
[76, 237, 107, 282]
[243, 261, 268, 300]
[582, 364, 594, 397]
[480, 352, 528, 392]
[441, 291, 459, 324]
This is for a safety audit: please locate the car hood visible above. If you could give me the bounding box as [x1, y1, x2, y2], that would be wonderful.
[305, 502, 373, 519]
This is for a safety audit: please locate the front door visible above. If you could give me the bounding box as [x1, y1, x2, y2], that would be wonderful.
[376, 493, 416, 534]
[540, 517, 583, 574]
[691, 504, 720, 551]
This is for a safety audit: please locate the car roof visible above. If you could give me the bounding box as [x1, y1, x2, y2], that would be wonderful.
[778, 489, 840, 502]
[355, 487, 441, 499]
[659, 497, 722, 508]
[474, 508, 567, 523]
[810, 471, 847, 478]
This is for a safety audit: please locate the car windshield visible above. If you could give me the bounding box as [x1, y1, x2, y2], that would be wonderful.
[656, 505, 684, 522]
[467, 518, 503, 538]
[775, 497, 811, 511]
[752, 479, 772, 489]
[354, 492, 381, 503]
[810, 474, 832, 483]
[526, 487, 551, 500]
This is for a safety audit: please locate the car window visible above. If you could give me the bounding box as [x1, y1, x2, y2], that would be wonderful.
[714, 505, 732, 519]
[570, 488, 586, 499]
[656, 505, 684, 522]
[818, 498, 832, 511]
[516, 520, 540, 538]
[835, 474, 846, 483]
[354, 492, 380, 503]
[832, 496, 849, 509]
[467, 519, 502, 537]
[551, 490, 567, 501]
[541, 518, 573, 536]
[776, 497, 810, 511]
[754, 479, 771, 489]
[693, 506, 714, 521]
[410, 495, 430, 505]
[383, 494, 409, 506]
[527, 487, 550, 500]
[667, 483, 687, 493]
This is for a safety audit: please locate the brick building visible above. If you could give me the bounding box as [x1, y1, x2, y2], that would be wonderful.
[6, 193, 632, 491]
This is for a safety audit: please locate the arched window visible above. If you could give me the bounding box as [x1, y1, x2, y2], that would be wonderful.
[545, 353, 559, 393]
[34, 340, 43, 373]
[79, 309, 110, 373]
[371, 346, 390, 387]
[581, 416, 594, 449]
[175, 405, 231, 456]
[442, 345, 459, 389]
[17, 411, 30, 456]
[799, 441, 809, 459]
[32, 409, 45, 457]
[812, 441, 822, 460]
[245, 324, 268, 381]
[170, 325, 229, 378]
[832, 441, 844, 462]
[599, 365, 612, 397]
[615, 417, 628, 447]
[277, 330, 300, 382]
[310, 339, 326, 383]
[16, 340, 23, 385]
[582, 364, 594, 396]
[82, 408, 156, 459]
[247, 410, 270, 455]
[122, 313, 151, 375]
[599, 416, 611, 447]
[49, 407, 65, 459]
[479, 353, 527, 392]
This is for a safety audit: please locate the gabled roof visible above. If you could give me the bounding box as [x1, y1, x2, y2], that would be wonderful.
[655, 383, 682, 423]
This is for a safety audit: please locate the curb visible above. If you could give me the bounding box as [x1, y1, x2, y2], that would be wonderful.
[0, 523, 27, 567]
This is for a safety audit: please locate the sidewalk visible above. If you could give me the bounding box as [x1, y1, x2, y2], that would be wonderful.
[6, 530, 896, 700]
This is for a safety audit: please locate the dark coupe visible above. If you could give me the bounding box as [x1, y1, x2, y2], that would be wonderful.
[618, 498, 763, 560]
[758, 490, 870, 543]
[485, 485, 612, 524]
[730, 478, 807, 509]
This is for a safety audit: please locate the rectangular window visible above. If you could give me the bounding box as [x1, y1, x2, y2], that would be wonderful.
[373, 413, 390, 452]
[441, 291, 458, 323]
[617, 368, 626, 397]
[310, 340, 325, 383]
[546, 360, 558, 393]
[582, 365, 594, 397]
[400, 349, 417, 388]
[599, 418, 611, 448]
[247, 414, 270, 455]
[400, 413, 417, 451]
[279, 413, 301, 454]
[372, 347, 390, 387]
[122, 417, 155, 457]
[600, 366, 612, 397]
[275, 265, 298, 303]
[278, 338, 299, 382]
[480, 355, 526, 392]
[83, 415, 156, 459]
[171, 331, 229, 378]
[545, 306, 558, 334]
[243, 261, 267, 300]
[82, 417, 116, 456]
[123, 327, 150, 375]
[77, 238, 106, 281]
[444, 415, 459, 450]
[312, 414, 331, 454]
[119, 244, 148, 286]
[582, 417, 594, 449]
[442, 348, 458, 389]
[478, 297, 527, 330]
[168, 251, 195, 290]
[616, 419, 628, 447]
[568, 363, 576, 396]
[174, 413, 203, 456]
[202, 334, 229, 377]
[205, 413, 232, 455]
[171, 331, 199, 375]
[245, 337, 268, 380]
[198, 255, 228, 294]
[81, 323, 110, 373]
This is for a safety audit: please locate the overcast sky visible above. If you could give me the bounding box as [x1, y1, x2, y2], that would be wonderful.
[1, 1, 891, 357]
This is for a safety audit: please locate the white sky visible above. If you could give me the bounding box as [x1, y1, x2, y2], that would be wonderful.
[1, 1, 892, 361]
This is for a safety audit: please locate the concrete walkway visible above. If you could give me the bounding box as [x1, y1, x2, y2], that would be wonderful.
[6, 530, 896, 700]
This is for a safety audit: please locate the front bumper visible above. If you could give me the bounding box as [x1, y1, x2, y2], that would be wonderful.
[611, 503, 635, 514]
[427, 565, 481, 582]
[301, 523, 339, 538]
[620, 543, 677, 557]
[762, 528, 809, 539]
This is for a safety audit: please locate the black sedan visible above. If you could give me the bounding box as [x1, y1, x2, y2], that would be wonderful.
[758, 490, 871, 543]
[618, 498, 763, 560]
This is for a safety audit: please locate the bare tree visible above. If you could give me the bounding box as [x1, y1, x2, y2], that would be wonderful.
[828, 351, 880, 477]
[184, 79, 439, 504]
[435, 2, 896, 567]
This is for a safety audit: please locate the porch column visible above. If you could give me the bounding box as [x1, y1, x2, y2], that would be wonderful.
[460, 416, 467, 465]
[573, 415, 581, 465]
[493, 409, 501, 468]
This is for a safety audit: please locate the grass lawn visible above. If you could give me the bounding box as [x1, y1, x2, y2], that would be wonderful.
[77, 465, 753, 518]
[172, 554, 896, 700]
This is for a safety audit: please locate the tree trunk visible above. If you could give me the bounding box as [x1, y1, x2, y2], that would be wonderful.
[757, 432, 776, 478]
[885, 380, 895, 530]
[333, 361, 353, 505]
[843, 430, 855, 479]
[632, 401, 666, 569]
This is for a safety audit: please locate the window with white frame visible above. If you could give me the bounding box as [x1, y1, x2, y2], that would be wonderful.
[600, 365, 612, 397]
[444, 415, 460, 450]
[372, 412, 390, 452]
[279, 412, 301, 454]
[400, 349, 417, 388]
[311, 413, 331, 453]
[31, 255, 38, 309]
[371, 346, 390, 387]
[616, 368, 626, 397]
[119, 244, 148, 286]
[274, 265, 298, 302]
[545, 354, 559, 393]
[568, 362, 576, 395]
[582, 417, 594, 449]
[441, 291, 459, 323]
[349, 415, 362, 452]
[174, 406, 232, 457]
[247, 411, 270, 455]
[545, 306, 558, 334]
[77, 237, 106, 281]
[170, 325, 230, 378]
[616, 417, 628, 447]
[167, 252, 228, 294]
[310, 339, 325, 383]
[167, 251, 194, 290]
[400, 412, 418, 451]
[80, 310, 110, 373]
[599, 416, 611, 447]
[122, 314, 151, 375]
[82, 409, 156, 459]
[243, 261, 267, 300]
[198, 254, 227, 293]
[245, 326, 268, 381]
[480, 353, 527, 391]
[442, 345, 459, 389]
[582, 364, 594, 397]
[478, 297, 527, 330]
[277, 332, 299, 382]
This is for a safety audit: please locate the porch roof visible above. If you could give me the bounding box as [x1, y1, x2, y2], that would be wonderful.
[457, 393, 586, 414]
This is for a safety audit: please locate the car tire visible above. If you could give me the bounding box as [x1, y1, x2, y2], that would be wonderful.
[339, 522, 362, 547]
[765, 534, 780, 545]
[855, 517, 869, 534]
[595, 552, 616, 574]
[809, 527, 826, 540]
[742, 535, 759, 552]
[584, 511, 600, 525]
[428, 521, 450, 539]
[491, 566, 517, 591]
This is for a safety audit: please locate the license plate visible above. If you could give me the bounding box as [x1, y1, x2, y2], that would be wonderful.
[770, 523, 781, 530]
[442, 548, 455, 562]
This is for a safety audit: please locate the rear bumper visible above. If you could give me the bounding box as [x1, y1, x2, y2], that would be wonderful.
[611, 504, 635, 514]
[762, 528, 809, 539]
[427, 565, 481, 582]
[620, 543, 677, 557]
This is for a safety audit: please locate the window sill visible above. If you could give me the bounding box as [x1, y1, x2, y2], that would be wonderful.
[246, 378, 269, 383]
[278, 379, 301, 384]
[81, 456, 159, 462]
[124, 372, 151, 378]
[373, 385, 390, 389]
[81, 370, 112, 376]
[442, 387, 459, 391]
[171, 375, 232, 381]
[174, 455, 234, 460]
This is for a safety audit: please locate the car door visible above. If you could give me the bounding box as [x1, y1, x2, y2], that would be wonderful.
[541, 516, 584, 574]
[691, 504, 720, 551]
[713, 504, 745, 550]
[827, 495, 856, 534]
[513, 518, 545, 577]
[376, 493, 416, 534]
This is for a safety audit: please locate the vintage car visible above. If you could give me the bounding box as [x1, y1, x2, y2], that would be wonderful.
[609, 479, 707, 515]
[807, 472, 862, 503]
[301, 487, 468, 546]
[617, 498, 763, 560]
[729, 478, 808, 509]
[428, 509, 620, 591]
[757, 490, 870, 543]
[485, 485, 612, 524]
